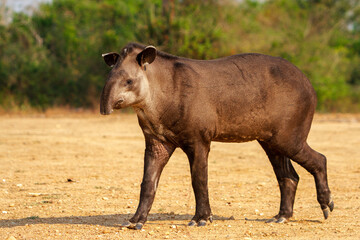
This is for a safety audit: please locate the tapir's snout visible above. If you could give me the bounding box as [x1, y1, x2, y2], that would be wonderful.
[100, 99, 113, 115]
[100, 85, 113, 115]
[100, 87, 125, 115]
[100, 106, 113, 115]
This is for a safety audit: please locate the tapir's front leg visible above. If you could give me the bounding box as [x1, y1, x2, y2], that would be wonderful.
[122, 136, 175, 230]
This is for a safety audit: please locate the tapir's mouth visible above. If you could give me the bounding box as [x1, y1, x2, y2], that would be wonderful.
[113, 99, 124, 109]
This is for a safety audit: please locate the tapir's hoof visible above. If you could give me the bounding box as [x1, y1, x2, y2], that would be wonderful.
[121, 221, 135, 228]
[266, 216, 288, 223]
[197, 220, 207, 226]
[188, 220, 208, 227]
[188, 214, 213, 227]
[275, 217, 287, 223]
[188, 220, 196, 226]
[322, 199, 334, 220]
[323, 208, 330, 219]
[135, 223, 143, 230]
[329, 200, 334, 212]
[121, 221, 143, 230]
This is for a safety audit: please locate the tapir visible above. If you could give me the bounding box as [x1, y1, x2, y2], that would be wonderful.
[100, 42, 333, 229]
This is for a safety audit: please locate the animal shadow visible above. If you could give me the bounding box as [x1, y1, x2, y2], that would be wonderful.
[244, 217, 322, 224]
[0, 213, 232, 228]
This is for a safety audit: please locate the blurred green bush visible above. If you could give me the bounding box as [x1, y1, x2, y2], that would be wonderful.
[0, 0, 359, 112]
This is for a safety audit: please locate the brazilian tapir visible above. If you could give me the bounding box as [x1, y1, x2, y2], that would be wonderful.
[100, 42, 333, 229]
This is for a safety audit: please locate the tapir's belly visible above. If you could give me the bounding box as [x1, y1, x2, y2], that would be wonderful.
[213, 133, 257, 142]
[213, 126, 273, 143]
[211, 108, 274, 143]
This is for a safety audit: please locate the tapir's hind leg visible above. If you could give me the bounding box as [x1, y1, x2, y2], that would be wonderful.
[289, 142, 334, 219]
[259, 141, 299, 223]
[182, 141, 213, 227]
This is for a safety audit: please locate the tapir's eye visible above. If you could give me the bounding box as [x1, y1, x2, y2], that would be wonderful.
[126, 79, 133, 85]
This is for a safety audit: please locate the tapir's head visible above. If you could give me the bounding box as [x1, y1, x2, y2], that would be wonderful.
[100, 44, 157, 115]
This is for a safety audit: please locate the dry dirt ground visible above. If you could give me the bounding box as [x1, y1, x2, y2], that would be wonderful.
[0, 112, 359, 239]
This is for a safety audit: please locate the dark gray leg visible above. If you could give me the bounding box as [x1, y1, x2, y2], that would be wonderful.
[123, 136, 175, 230]
[290, 143, 334, 219]
[259, 141, 299, 223]
[182, 142, 213, 227]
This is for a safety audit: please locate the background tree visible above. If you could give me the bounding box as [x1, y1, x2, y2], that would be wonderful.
[0, 0, 359, 111]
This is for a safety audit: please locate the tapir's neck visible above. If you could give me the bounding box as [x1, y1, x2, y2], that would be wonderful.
[133, 56, 178, 133]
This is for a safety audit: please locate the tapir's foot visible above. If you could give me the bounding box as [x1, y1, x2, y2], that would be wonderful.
[265, 212, 292, 224]
[317, 192, 334, 220]
[121, 221, 144, 230]
[188, 214, 213, 227]
[122, 213, 149, 230]
[321, 196, 334, 220]
[266, 215, 289, 223]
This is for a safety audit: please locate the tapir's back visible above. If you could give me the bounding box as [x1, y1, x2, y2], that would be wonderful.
[192, 53, 315, 98]
[177, 53, 317, 142]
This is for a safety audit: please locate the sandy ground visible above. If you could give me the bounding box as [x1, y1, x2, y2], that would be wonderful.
[0, 112, 359, 239]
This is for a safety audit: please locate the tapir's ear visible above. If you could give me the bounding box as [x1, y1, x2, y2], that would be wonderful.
[136, 46, 157, 67]
[102, 52, 120, 67]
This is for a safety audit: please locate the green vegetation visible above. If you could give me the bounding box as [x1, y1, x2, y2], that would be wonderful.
[0, 0, 359, 112]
